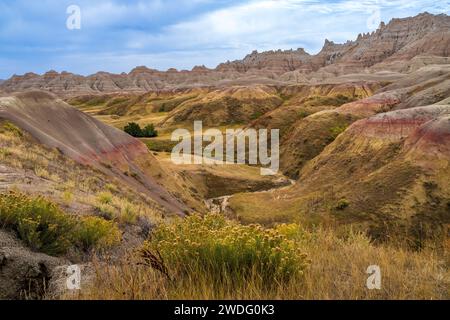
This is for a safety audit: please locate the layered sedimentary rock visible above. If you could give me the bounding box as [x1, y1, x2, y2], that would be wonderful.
[353, 105, 450, 160]
[0, 91, 147, 166]
[217, 48, 312, 74]
[313, 13, 450, 74]
[160, 85, 284, 126]
[2, 13, 449, 97]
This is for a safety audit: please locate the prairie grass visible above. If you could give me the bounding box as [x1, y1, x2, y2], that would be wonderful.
[75, 215, 449, 300]
[96, 191, 113, 204]
[34, 166, 51, 179]
[62, 190, 74, 205]
[92, 191, 160, 225]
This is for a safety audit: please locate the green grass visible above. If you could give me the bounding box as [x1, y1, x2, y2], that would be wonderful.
[0, 191, 121, 255]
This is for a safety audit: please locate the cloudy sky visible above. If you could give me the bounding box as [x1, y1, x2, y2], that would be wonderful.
[0, 0, 448, 79]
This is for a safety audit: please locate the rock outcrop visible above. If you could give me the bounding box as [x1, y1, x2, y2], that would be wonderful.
[217, 48, 312, 74]
[313, 13, 450, 74]
[1, 13, 449, 97]
[0, 230, 66, 299]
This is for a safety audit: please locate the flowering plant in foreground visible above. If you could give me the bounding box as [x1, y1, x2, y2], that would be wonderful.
[142, 214, 309, 285]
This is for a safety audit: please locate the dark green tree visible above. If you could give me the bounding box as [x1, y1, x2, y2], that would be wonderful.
[124, 122, 158, 138]
[142, 124, 158, 138]
[124, 122, 143, 137]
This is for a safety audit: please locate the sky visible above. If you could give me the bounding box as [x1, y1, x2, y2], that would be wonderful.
[0, 0, 449, 79]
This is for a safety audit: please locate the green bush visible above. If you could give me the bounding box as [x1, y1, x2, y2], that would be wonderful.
[123, 122, 142, 137]
[335, 198, 350, 210]
[0, 192, 75, 255]
[142, 124, 158, 138]
[74, 216, 121, 251]
[142, 214, 309, 285]
[329, 124, 348, 141]
[124, 122, 158, 138]
[0, 192, 121, 255]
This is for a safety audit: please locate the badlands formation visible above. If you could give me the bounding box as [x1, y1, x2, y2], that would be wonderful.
[1, 12, 449, 235]
[0, 12, 449, 299]
[1, 12, 449, 96]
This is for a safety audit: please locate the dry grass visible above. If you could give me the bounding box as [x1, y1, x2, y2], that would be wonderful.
[72, 219, 448, 300]
[0, 120, 163, 226]
[91, 190, 162, 225]
[296, 228, 448, 299]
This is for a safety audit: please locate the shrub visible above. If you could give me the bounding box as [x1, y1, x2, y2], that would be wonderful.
[142, 214, 309, 285]
[105, 183, 118, 193]
[74, 216, 121, 251]
[95, 203, 116, 220]
[124, 122, 142, 137]
[124, 122, 158, 138]
[142, 124, 158, 138]
[62, 190, 73, 204]
[34, 166, 50, 179]
[119, 203, 138, 224]
[0, 192, 121, 255]
[0, 192, 74, 255]
[335, 198, 350, 210]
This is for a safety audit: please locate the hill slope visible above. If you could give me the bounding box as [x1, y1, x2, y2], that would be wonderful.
[229, 104, 450, 247]
[0, 91, 192, 215]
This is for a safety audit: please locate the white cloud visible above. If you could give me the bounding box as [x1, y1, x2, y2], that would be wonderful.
[0, 0, 448, 77]
[142, 0, 449, 54]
